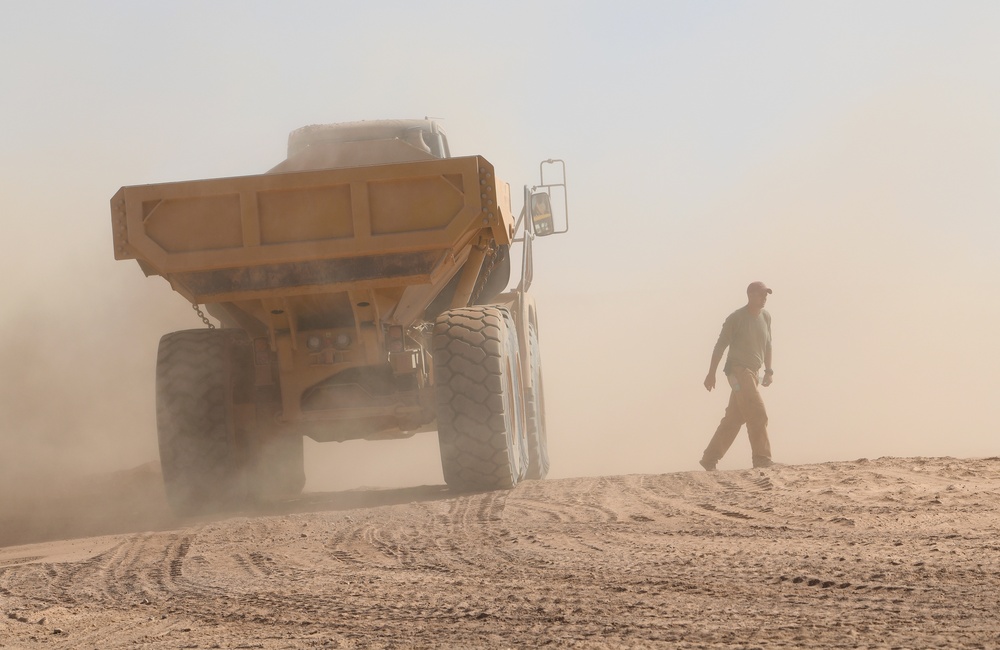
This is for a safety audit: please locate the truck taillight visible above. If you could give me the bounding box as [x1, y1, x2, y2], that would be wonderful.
[387, 326, 404, 353]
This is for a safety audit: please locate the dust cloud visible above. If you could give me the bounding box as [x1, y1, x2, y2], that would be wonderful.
[0, 259, 193, 545]
[1, 84, 997, 542]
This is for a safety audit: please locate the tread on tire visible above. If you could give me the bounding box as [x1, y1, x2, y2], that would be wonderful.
[434, 306, 527, 491]
[156, 329, 253, 515]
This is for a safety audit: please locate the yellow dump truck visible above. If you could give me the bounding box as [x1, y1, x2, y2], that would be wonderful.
[111, 119, 568, 514]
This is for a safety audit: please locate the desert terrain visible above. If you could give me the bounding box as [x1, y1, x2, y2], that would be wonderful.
[1, 456, 999, 648]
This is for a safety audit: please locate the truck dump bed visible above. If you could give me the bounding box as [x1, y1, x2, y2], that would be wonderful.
[111, 155, 513, 326]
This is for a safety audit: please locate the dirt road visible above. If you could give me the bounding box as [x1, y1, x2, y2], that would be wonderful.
[2, 456, 999, 648]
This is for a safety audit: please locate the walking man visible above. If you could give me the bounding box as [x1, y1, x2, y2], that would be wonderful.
[700, 281, 775, 471]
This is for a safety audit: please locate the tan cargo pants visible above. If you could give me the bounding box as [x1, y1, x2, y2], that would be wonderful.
[703, 366, 772, 465]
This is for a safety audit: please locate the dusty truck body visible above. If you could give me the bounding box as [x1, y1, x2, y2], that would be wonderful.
[110, 119, 568, 514]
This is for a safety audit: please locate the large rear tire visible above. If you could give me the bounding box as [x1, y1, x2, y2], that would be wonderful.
[156, 329, 253, 515]
[434, 307, 527, 491]
[524, 322, 550, 480]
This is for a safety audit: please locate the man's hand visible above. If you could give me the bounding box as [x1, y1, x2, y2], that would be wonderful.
[762, 371, 773, 387]
[704, 373, 716, 391]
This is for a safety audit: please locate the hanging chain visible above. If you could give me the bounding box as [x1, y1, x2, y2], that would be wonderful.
[191, 303, 216, 329]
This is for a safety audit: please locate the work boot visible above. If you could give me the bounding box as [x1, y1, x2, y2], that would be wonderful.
[752, 457, 775, 469]
[699, 458, 717, 472]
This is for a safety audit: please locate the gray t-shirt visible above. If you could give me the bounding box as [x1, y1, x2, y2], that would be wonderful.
[713, 306, 772, 374]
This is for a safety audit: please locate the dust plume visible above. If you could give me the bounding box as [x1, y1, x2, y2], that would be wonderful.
[0, 255, 194, 544]
[2, 79, 996, 536]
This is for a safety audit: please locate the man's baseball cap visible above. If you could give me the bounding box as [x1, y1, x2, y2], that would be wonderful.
[747, 281, 773, 295]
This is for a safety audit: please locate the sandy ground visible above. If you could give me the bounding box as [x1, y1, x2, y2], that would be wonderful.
[1, 456, 999, 648]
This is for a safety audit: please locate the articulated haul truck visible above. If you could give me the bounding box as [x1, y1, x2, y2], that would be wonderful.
[111, 119, 568, 514]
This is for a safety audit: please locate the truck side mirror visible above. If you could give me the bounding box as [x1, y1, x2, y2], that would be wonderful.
[531, 159, 568, 236]
[530, 192, 555, 236]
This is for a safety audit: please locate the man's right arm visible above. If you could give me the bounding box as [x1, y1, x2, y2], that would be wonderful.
[704, 315, 733, 391]
[704, 347, 725, 391]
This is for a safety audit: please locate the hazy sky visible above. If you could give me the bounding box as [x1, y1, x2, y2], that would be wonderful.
[1, 1, 998, 489]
